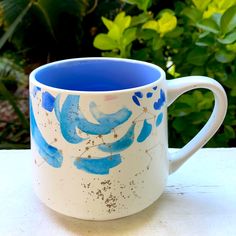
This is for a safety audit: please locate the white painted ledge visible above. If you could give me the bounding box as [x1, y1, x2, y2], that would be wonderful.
[0, 148, 236, 236]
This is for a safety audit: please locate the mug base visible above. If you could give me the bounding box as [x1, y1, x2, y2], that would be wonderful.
[34, 188, 164, 221]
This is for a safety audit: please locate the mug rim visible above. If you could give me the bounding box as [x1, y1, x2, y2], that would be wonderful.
[29, 57, 166, 94]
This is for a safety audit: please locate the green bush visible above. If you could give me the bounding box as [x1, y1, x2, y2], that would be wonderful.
[0, 0, 90, 60]
[0, 0, 235, 148]
[0, 0, 90, 148]
[94, 0, 236, 147]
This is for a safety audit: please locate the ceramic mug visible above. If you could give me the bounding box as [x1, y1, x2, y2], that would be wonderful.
[30, 58, 227, 220]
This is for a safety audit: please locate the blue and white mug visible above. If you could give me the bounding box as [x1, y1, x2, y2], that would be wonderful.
[30, 58, 227, 220]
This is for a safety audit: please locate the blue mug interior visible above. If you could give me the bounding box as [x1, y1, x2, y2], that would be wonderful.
[34, 59, 161, 91]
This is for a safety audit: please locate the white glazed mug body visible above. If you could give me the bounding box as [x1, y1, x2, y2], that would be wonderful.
[30, 58, 169, 220]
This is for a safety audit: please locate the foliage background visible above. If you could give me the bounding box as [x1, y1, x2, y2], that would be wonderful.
[0, 0, 235, 148]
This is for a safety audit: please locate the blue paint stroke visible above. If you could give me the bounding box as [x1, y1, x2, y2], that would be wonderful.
[30, 100, 63, 168]
[156, 112, 163, 127]
[74, 154, 121, 175]
[134, 91, 143, 98]
[89, 102, 131, 130]
[137, 119, 152, 143]
[132, 95, 140, 106]
[98, 123, 136, 153]
[54, 94, 61, 122]
[153, 86, 157, 90]
[153, 89, 166, 110]
[60, 95, 132, 137]
[60, 95, 86, 143]
[42, 92, 55, 112]
[146, 92, 153, 98]
[55, 95, 132, 143]
[32, 86, 41, 97]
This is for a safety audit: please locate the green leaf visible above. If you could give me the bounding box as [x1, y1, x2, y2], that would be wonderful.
[196, 92, 214, 110]
[33, 2, 55, 39]
[102, 17, 114, 31]
[174, 94, 195, 108]
[217, 31, 236, 44]
[164, 27, 184, 38]
[175, 1, 186, 15]
[226, 42, 236, 52]
[220, 5, 236, 34]
[157, 9, 175, 18]
[138, 29, 156, 40]
[212, 13, 222, 26]
[102, 52, 120, 58]
[187, 47, 208, 66]
[0, 1, 32, 49]
[142, 20, 158, 32]
[196, 36, 215, 46]
[114, 12, 131, 33]
[199, 31, 210, 38]
[215, 49, 235, 63]
[192, 0, 211, 12]
[172, 117, 188, 132]
[196, 18, 220, 34]
[157, 11, 177, 36]
[192, 90, 203, 100]
[108, 24, 121, 40]
[167, 64, 180, 78]
[93, 34, 118, 50]
[152, 35, 164, 50]
[188, 111, 210, 125]
[123, 0, 152, 11]
[122, 27, 137, 46]
[114, 12, 126, 24]
[170, 103, 193, 117]
[181, 7, 202, 23]
[131, 12, 152, 26]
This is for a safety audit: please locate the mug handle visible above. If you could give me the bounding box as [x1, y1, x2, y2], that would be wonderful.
[167, 76, 227, 174]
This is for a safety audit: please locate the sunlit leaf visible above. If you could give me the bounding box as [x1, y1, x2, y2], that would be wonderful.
[142, 20, 158, 32]
[220, 5, 236, 34]
[108, 24, 121, 40]
[93, 34, 118, 50]
[156, 12, 177, 36]
[102, 17, 114, 31]
[192, 0, 211, 12]
[196, 18, 220, 34]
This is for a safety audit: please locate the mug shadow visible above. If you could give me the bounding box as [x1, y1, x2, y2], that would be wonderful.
[44, 197, 164, 236]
